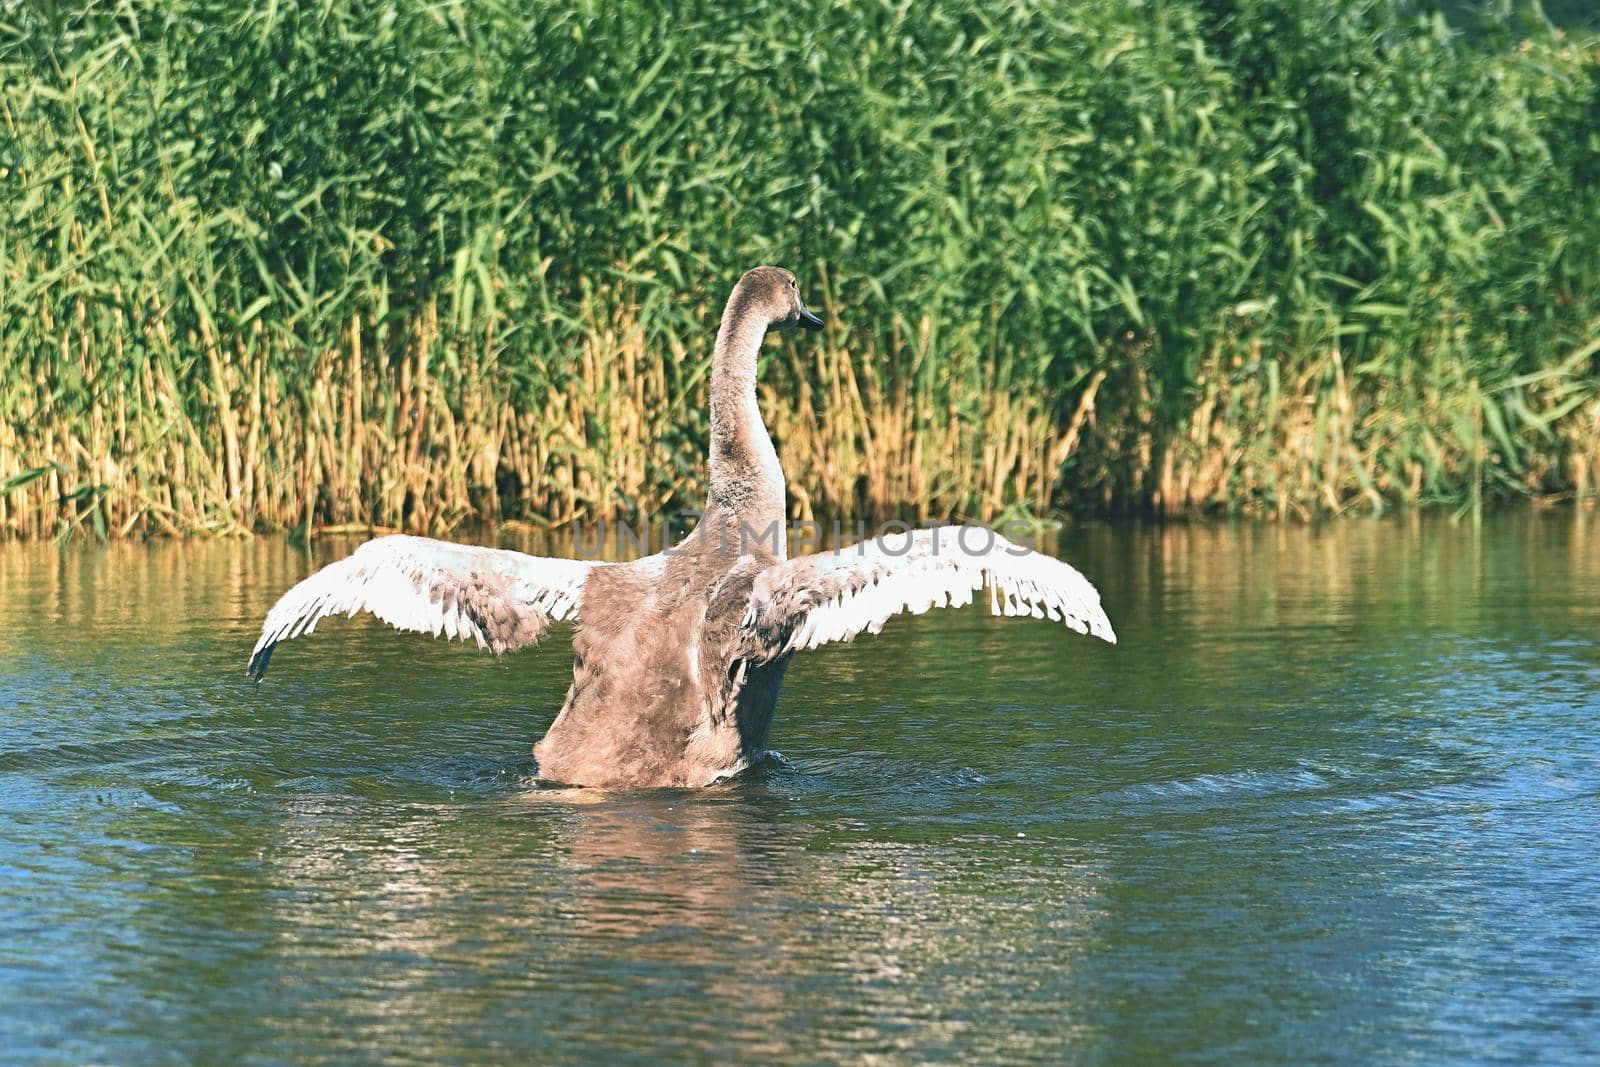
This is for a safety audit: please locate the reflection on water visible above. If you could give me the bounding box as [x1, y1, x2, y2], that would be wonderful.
[1, 513, 1598, 1063]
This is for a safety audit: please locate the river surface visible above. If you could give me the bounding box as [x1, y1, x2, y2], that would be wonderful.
[1, 513, 1597, 1065]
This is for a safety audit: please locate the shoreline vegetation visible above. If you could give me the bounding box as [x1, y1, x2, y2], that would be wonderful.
[3, 1, 1598, 539]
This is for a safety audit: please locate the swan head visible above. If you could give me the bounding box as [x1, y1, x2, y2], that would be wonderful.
[734, 265, 824, 333]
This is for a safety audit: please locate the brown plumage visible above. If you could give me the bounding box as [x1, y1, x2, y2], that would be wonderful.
[247, 266, 1115, 789]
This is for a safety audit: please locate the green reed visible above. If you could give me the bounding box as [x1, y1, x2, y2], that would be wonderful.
[1, 0, 1597, 538]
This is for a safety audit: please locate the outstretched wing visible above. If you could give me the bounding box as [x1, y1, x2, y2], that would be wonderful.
[739, 526, 1116, 660]
[247, 535, 597, 680]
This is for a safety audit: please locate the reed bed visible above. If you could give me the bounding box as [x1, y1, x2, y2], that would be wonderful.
[2, 0, 1598, 538]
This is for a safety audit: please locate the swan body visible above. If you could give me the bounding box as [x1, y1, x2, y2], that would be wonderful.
[248, 267, 1115, 788]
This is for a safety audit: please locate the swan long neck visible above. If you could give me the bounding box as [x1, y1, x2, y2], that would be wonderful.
[706, 288, 785, 550]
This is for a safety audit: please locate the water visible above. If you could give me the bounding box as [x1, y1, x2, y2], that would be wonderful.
[2, 513, 1597, 1064]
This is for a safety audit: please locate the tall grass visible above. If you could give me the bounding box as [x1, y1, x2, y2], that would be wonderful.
[1, 0, 1597, 538]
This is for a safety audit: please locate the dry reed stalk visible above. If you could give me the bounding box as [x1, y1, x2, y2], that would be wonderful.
[5, 301, 1599, 540]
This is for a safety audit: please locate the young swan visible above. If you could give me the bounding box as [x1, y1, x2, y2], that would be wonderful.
[247, 266, 1115, 788]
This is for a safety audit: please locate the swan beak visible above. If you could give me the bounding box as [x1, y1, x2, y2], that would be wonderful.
[796, 306, 824, 331]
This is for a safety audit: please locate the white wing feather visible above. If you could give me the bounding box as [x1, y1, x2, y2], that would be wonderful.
[739, 527, 1115, 659]
[247, 535, 597, 679]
